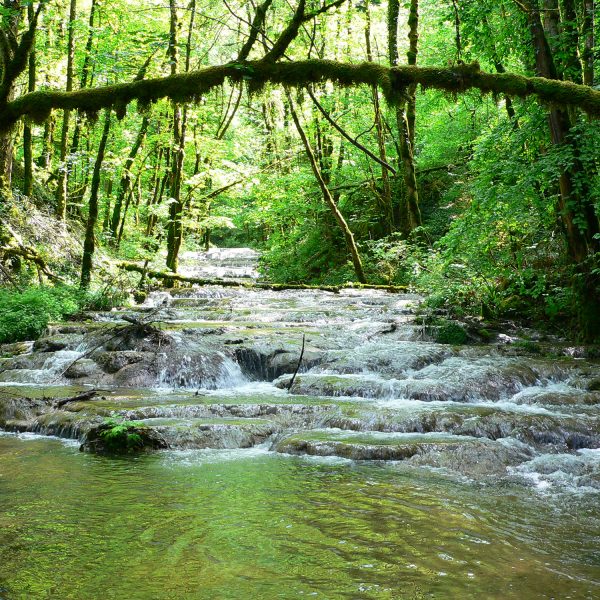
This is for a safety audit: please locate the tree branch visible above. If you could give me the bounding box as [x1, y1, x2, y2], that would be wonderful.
[3, 60, 600, 132]
[237, 0, 274, 61]
[307, 87, 397, 174]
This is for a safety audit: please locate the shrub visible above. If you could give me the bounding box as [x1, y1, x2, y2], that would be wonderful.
[0, 284, 129, 344]
[0, 286, 80, 343]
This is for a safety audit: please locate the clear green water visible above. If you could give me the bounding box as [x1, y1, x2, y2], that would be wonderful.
[1, 434, 598, 599]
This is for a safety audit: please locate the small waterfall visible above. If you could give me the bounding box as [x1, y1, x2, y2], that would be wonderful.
[0, 246, 598, 491]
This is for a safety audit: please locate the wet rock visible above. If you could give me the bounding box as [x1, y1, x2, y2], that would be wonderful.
[408, 439, 534, 476]
[275, 373, 395, 399]
[0, 395, 46, 424]
[64, 359, 102, 379]
[586, 377, 600, 392]
[112, 363, 159, 387]
[82, 421, 168, 454]
[95, 351, 151, 374]
[0, 342, 31, 358]
[33, 334, 82, 353]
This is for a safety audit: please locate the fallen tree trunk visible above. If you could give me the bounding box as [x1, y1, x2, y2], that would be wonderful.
[3, 60, 600, 132]
[54, 390, 99, 408]
[118, 262, 408, 293]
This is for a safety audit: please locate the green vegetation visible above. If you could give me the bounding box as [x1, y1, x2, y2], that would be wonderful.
[97, 418, 145, 453]
[0, 0, 598, 340]
[0, 285, 128, 343]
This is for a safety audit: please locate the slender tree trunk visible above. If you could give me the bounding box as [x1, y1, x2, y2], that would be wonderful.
[81, 110, 111, 289]
[55, 0, 77, 220]
[109, 115, 149, 240]
[287, 93, 367, 284]
[365, 0, 394, 234]
[70, 0, 97, 205]
[560, 0, 582, 82]
[22, 2, 36, 197]
[581, 0, 595, 86]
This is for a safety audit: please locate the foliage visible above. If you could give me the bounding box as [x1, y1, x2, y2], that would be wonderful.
[434, 322, 468, 345]
[0, 286, 80, 344]
[2, 0, 599, 339]
[97, 418, 144, 452]
[0, 284, 128, 344]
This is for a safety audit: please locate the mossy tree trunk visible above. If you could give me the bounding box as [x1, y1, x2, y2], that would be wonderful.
[0, 0, 24, 192]
[388, 0, 421, 236]
[81, 109, 111, 289]
[165, 0, 185, 279]
[22, 2, 36, 198]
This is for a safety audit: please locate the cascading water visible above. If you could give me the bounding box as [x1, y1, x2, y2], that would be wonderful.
[0, 248, 599, 598]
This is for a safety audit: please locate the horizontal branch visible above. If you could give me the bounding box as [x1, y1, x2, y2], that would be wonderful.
[118, 262, 407, 293]
[2, 59, 600, 132]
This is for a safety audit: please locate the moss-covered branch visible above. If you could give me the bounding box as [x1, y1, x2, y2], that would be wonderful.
[2, 59, 600, 132]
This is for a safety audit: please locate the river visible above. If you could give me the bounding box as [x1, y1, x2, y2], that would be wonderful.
[0, 249, 598, 598]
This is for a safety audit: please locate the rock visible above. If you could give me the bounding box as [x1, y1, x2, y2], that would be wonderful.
[0, 342, 31, 358]
[64, 359, 101, 379]
[586, 377, 600, 392]
[33, 334, 82, 353]
[95, 351, 151, 374]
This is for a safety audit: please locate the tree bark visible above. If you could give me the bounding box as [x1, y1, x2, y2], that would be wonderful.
[388, 0, 421, 235]
[287, 93, 367, 283]
[80, 110, 111, 289]
[581, 0, 595, 86]
[22, 2, 36, 197]
[55, 0, 77, 221]
[0, 0, 23, 191]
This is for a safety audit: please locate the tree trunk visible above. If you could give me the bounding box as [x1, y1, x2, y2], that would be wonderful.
[70, 0, 97, 207]
[365, 0, 394, 234]
[22, 2, 36, 197]
[55, 0, 77, 221]
[523, 0, 600, 339]
[109, 115, 149, 240]
[581, 0, 595, 86]
[287, 93, 367, 284]
[0, 0, 22, 192]
[81, 110, 111, 289]
[388, 0, 421, 235]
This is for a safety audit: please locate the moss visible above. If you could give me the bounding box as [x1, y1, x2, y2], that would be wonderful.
[435, 322, 468, 345]
[3, 60, 600, 133]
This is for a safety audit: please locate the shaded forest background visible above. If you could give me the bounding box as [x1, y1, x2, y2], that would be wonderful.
[1, 0, 599, 340]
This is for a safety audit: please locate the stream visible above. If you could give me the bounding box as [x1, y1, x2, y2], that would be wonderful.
[1, 248, 599, 598]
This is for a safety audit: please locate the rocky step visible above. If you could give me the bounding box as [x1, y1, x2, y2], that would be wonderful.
[321, 403, 600, 452]
[272, 429, 535, 476]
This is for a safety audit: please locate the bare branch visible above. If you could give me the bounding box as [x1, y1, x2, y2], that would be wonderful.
[307, 87, 397, 174]
[237, 0, 274, 61]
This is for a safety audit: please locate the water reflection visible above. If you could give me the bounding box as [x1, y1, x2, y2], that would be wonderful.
[1, 435, 598, 599]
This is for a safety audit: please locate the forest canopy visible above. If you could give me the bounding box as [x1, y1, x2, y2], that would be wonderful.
[0, 0, 599, 339]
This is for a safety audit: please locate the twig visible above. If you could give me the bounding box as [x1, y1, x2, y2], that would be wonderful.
[287, 333, 306, 391]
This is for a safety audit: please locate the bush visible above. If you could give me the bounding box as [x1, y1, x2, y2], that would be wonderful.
[0, 284, 129, 344]
[434, 322, 468, 345]
[0, 286, 81, 343]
